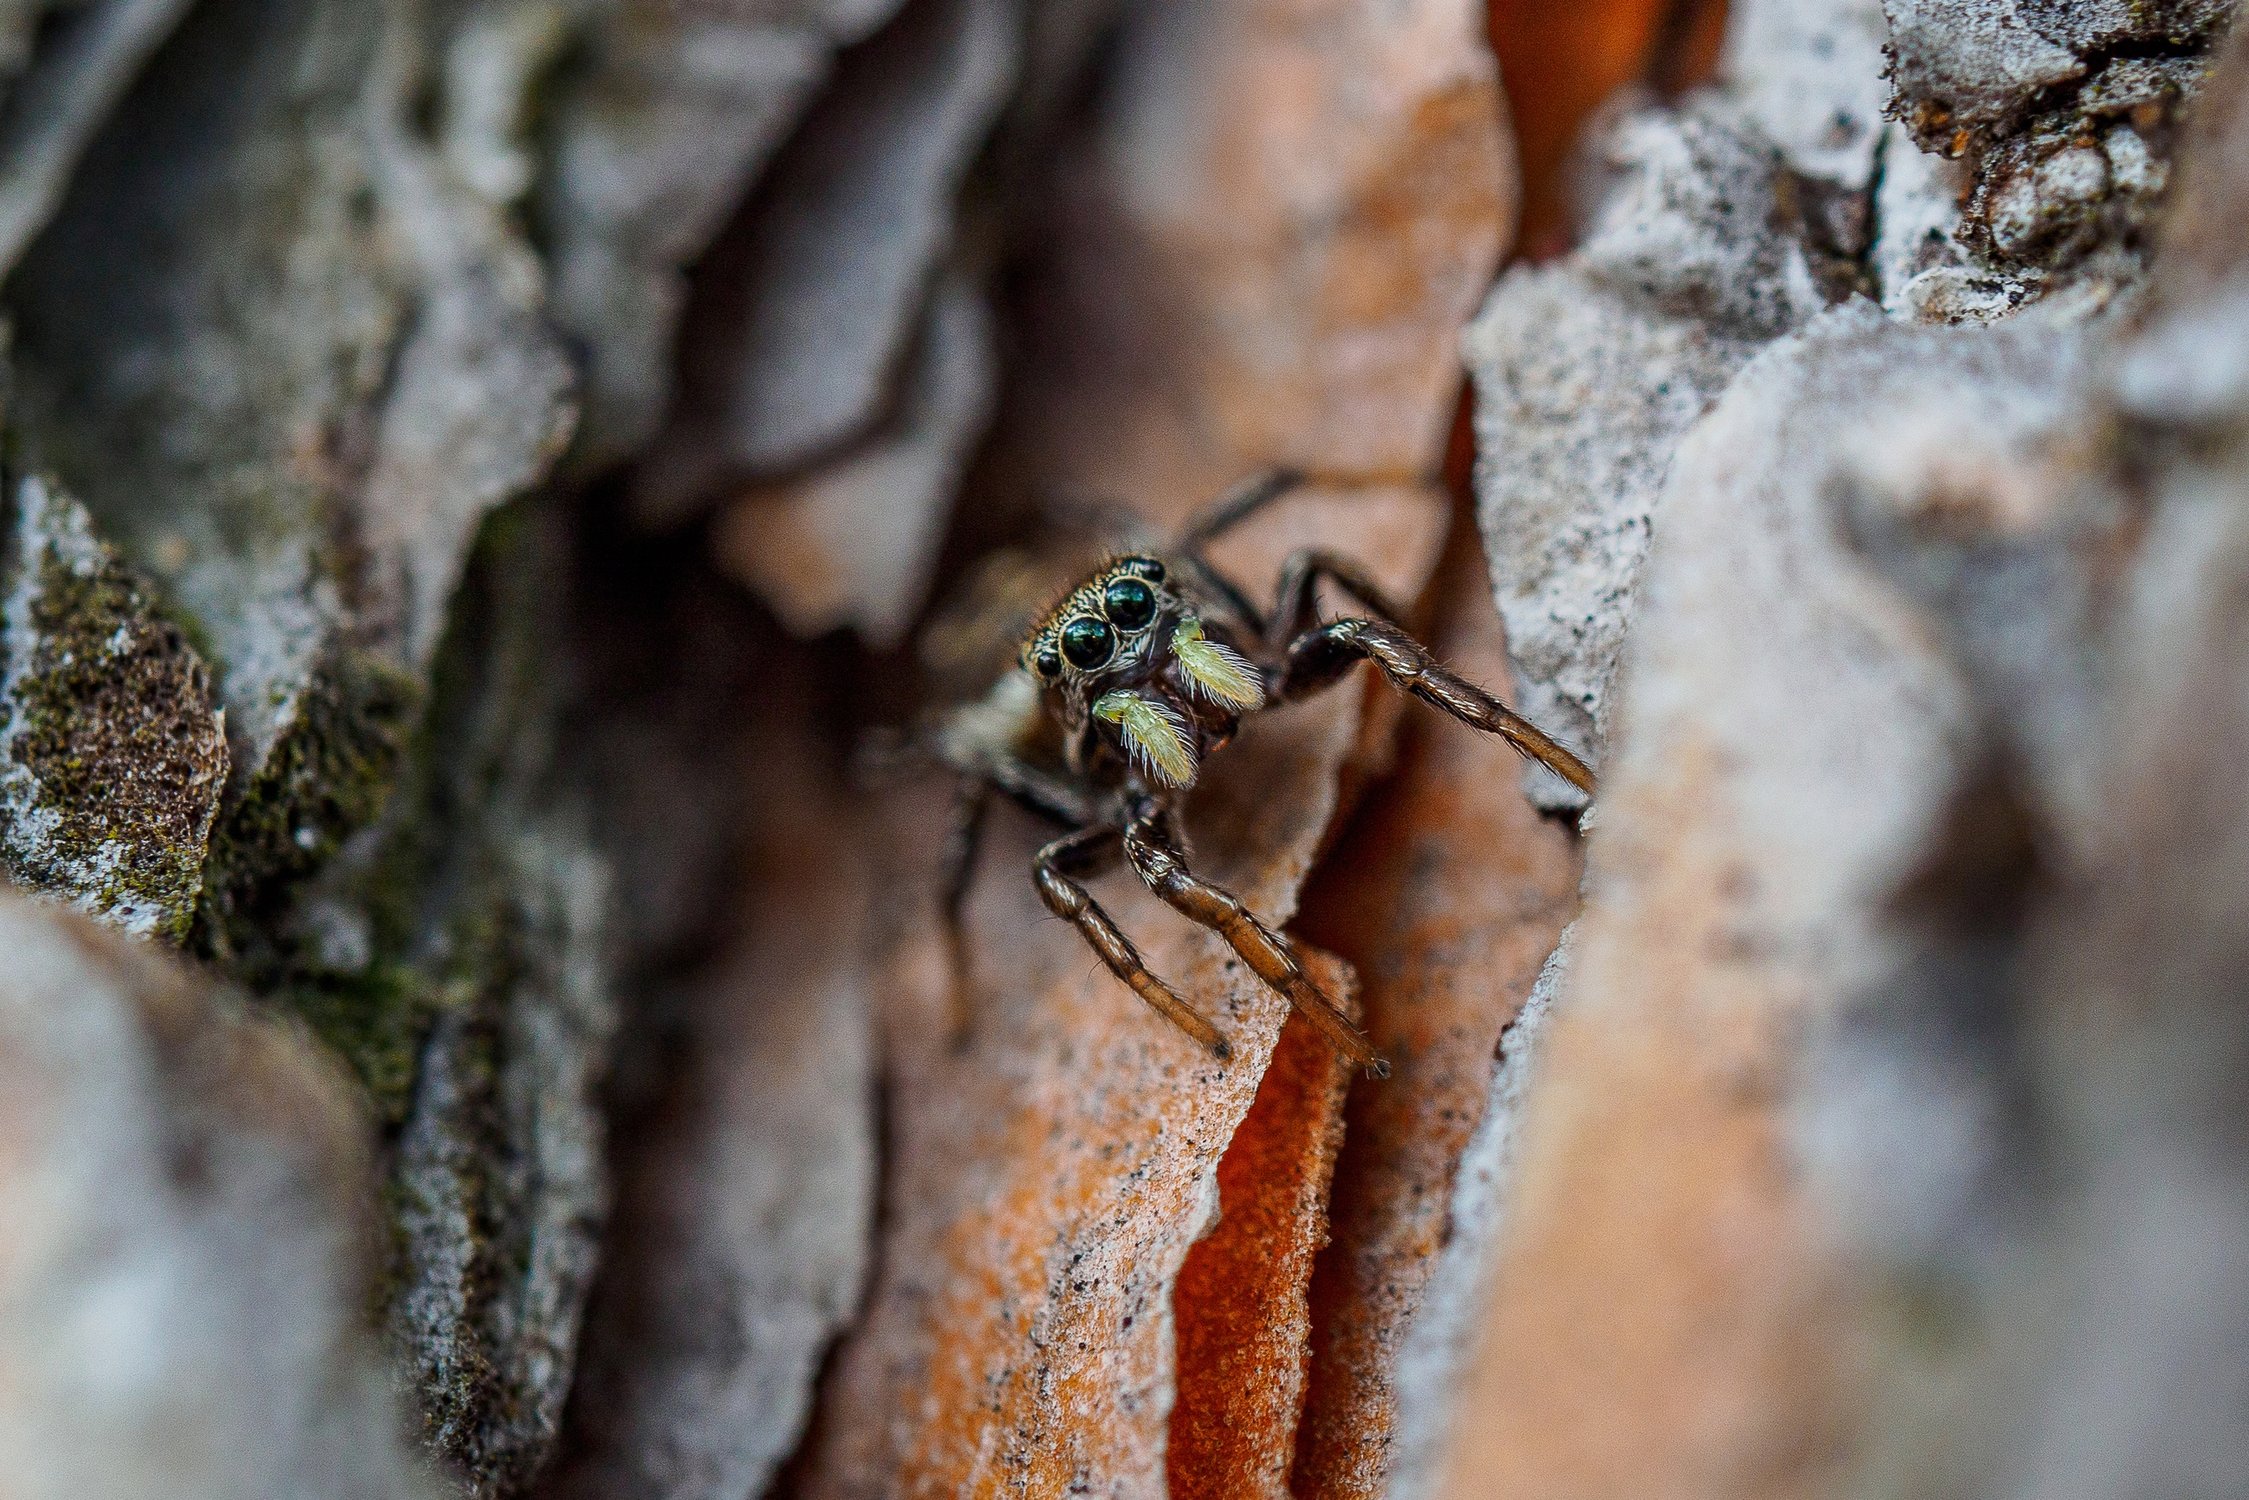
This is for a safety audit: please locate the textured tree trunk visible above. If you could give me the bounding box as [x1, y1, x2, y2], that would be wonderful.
[0, 1, 2243, 1497]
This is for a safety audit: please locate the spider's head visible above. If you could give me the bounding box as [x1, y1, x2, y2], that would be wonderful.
[1020, 555, 1176, 694]
[1019, 555, 1265, 788]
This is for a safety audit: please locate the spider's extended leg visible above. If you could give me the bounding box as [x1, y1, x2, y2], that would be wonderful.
[1266, 549, 1409, 647]
[1278, 616, 1597, 796]
[1176, 468, 1306, 549]
[1034, 824, 1232, 1061]
[934, 751, 1095, 912]
[1170, 470, 1308, 635]
[936, 752, 1097, 1035]
[975, 753, 1099, 828]
[1176, 552, 1266, 638]
[935, 778, 990, 1028]
[1121, 813, 1389, 1077]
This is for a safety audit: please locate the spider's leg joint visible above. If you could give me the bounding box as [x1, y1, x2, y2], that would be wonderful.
[1121, 821, 1387, 1076]
[1279, 616, 1597, 795]
[1033, 827, 1230, 1061]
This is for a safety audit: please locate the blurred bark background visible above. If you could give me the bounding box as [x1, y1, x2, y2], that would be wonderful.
[0, 0, 2246, 1497]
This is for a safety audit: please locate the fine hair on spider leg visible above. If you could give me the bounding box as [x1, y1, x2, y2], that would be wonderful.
[1122, 817, 1389, 1078]
[1279, 615, 1596, 795]
[1032, 824, 1232, 1060]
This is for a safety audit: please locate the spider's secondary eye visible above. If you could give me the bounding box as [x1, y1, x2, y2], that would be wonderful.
[1120, 556, 1166, 583]
[1060, 615, 1117, 670]
[1102, 576, 1157, 630]
[1034, 646, 1062, 679]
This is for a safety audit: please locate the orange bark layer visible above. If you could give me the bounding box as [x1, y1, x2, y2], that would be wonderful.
[1168, 968, 1357, 1500]
[988, 0, 1511, 533]
[1488, 0, 1727, 256]
[1288, 537, 1583, 1498]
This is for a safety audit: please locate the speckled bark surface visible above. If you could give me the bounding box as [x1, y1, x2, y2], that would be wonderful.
[0, 475, 228, 943]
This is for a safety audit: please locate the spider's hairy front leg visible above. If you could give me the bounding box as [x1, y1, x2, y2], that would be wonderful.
[1121, 814, 1389, 1078]
[1034, 824, 1232, 1061]
[1278, 616, 1597, 796]
[1266, 548, 1409, 648]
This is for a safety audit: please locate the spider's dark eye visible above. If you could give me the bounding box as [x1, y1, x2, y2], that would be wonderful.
[1120, 556, 1166, 583]
[1060, 614, 1117, 670]
[1102, 576, 1157, 630]
[1034, 646, 1062, 679]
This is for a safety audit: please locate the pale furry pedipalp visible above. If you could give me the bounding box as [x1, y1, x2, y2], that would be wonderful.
[1092, 690, 1197, 786]
[1171, 617, 1264, 710]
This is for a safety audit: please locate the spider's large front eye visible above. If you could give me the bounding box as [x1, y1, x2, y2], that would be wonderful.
[1102, 576, 1157, 630]
[1060, 614, 1116, 670]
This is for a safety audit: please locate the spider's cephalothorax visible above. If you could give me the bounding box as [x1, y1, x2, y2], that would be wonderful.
[1018, 555, 1266, 791]
[938, 473, 1597, 1078]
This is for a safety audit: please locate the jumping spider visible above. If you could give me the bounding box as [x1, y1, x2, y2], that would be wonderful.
[934, 472, 1596, 1076]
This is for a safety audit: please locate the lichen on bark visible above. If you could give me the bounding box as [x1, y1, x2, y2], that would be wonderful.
[0, 0, 605, 1490]
[0, 471, 227, 943]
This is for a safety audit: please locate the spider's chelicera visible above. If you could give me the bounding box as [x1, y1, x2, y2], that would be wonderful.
[934, 472, 1597, 1077]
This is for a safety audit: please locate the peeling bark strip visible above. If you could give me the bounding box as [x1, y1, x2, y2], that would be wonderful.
[713, 272, 999, 649]
[0, 0, 193, 275]
[996, 0, 1510, 529]
[639, 0, 1019, 515]
[537, 0, 914, 472]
